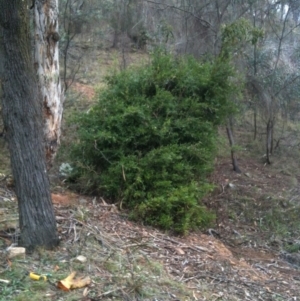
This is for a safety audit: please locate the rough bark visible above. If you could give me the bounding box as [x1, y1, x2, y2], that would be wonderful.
[34, 0, 63, 168]
[0, 0, 59, 250]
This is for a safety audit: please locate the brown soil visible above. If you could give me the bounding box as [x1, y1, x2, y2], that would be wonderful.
[1, 153, 300, 300]
[69, 82, 96, 101]
[50, 179, 300, 300]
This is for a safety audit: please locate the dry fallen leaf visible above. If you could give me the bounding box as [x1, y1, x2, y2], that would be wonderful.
[57, 271, 91, 291]
[83, 287, 89, 297]
[53, 265, 60, 272]
[70, 276, 91, 289]
[57, 272, 76, 291]
[174, 247, 185, 255]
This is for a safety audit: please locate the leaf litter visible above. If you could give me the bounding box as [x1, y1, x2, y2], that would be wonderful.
[0, 175, 300, 300]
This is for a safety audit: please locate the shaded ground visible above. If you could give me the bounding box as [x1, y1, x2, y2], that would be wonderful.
[1, 154, 300, 300]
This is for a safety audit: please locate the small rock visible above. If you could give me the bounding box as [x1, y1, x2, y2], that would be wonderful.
[8, 247, 26, 258]
[227, 183, 236, 189]
[75, 255, 87, 263]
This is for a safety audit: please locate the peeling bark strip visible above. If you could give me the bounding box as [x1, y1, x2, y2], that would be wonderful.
[34, 0, 63, 168]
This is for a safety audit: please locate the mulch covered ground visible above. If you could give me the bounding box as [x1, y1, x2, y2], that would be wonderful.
[1, 162, 300, 300]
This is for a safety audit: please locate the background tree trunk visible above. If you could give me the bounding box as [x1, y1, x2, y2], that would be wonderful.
[34, 0, 63, 168]
[266, 118, 273, 165]
[253, 106, 257, 140]
[226, 118, 241, 173]
[0, 0, 59, 250]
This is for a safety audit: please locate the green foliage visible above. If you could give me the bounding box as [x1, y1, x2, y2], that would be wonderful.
[68, 51, 237, 234]
[131, 182, 215, 235]
[284, 243, 300, 253]
[220, 18, 264, 60]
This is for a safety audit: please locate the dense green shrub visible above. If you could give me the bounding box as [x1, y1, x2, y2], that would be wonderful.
[67, 51, 236, 234]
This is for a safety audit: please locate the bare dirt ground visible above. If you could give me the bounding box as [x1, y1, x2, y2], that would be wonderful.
[1, 154, 300, 300]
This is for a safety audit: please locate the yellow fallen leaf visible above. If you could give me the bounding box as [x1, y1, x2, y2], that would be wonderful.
[57, 272, 91, 291]
[57, 272, 76, 291]
[69, 276, 91, 289]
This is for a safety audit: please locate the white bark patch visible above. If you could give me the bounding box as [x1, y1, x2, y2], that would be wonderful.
[34, 0, 64, 167]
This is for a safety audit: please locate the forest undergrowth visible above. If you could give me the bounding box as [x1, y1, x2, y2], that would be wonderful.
[1, 50, 300, 300]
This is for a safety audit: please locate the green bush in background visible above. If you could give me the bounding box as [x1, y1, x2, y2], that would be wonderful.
[67, 51, 236, 234]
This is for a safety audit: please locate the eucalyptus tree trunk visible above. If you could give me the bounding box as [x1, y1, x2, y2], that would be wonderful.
[0, 0, 59, 250]
[34, 0, 63, 168]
